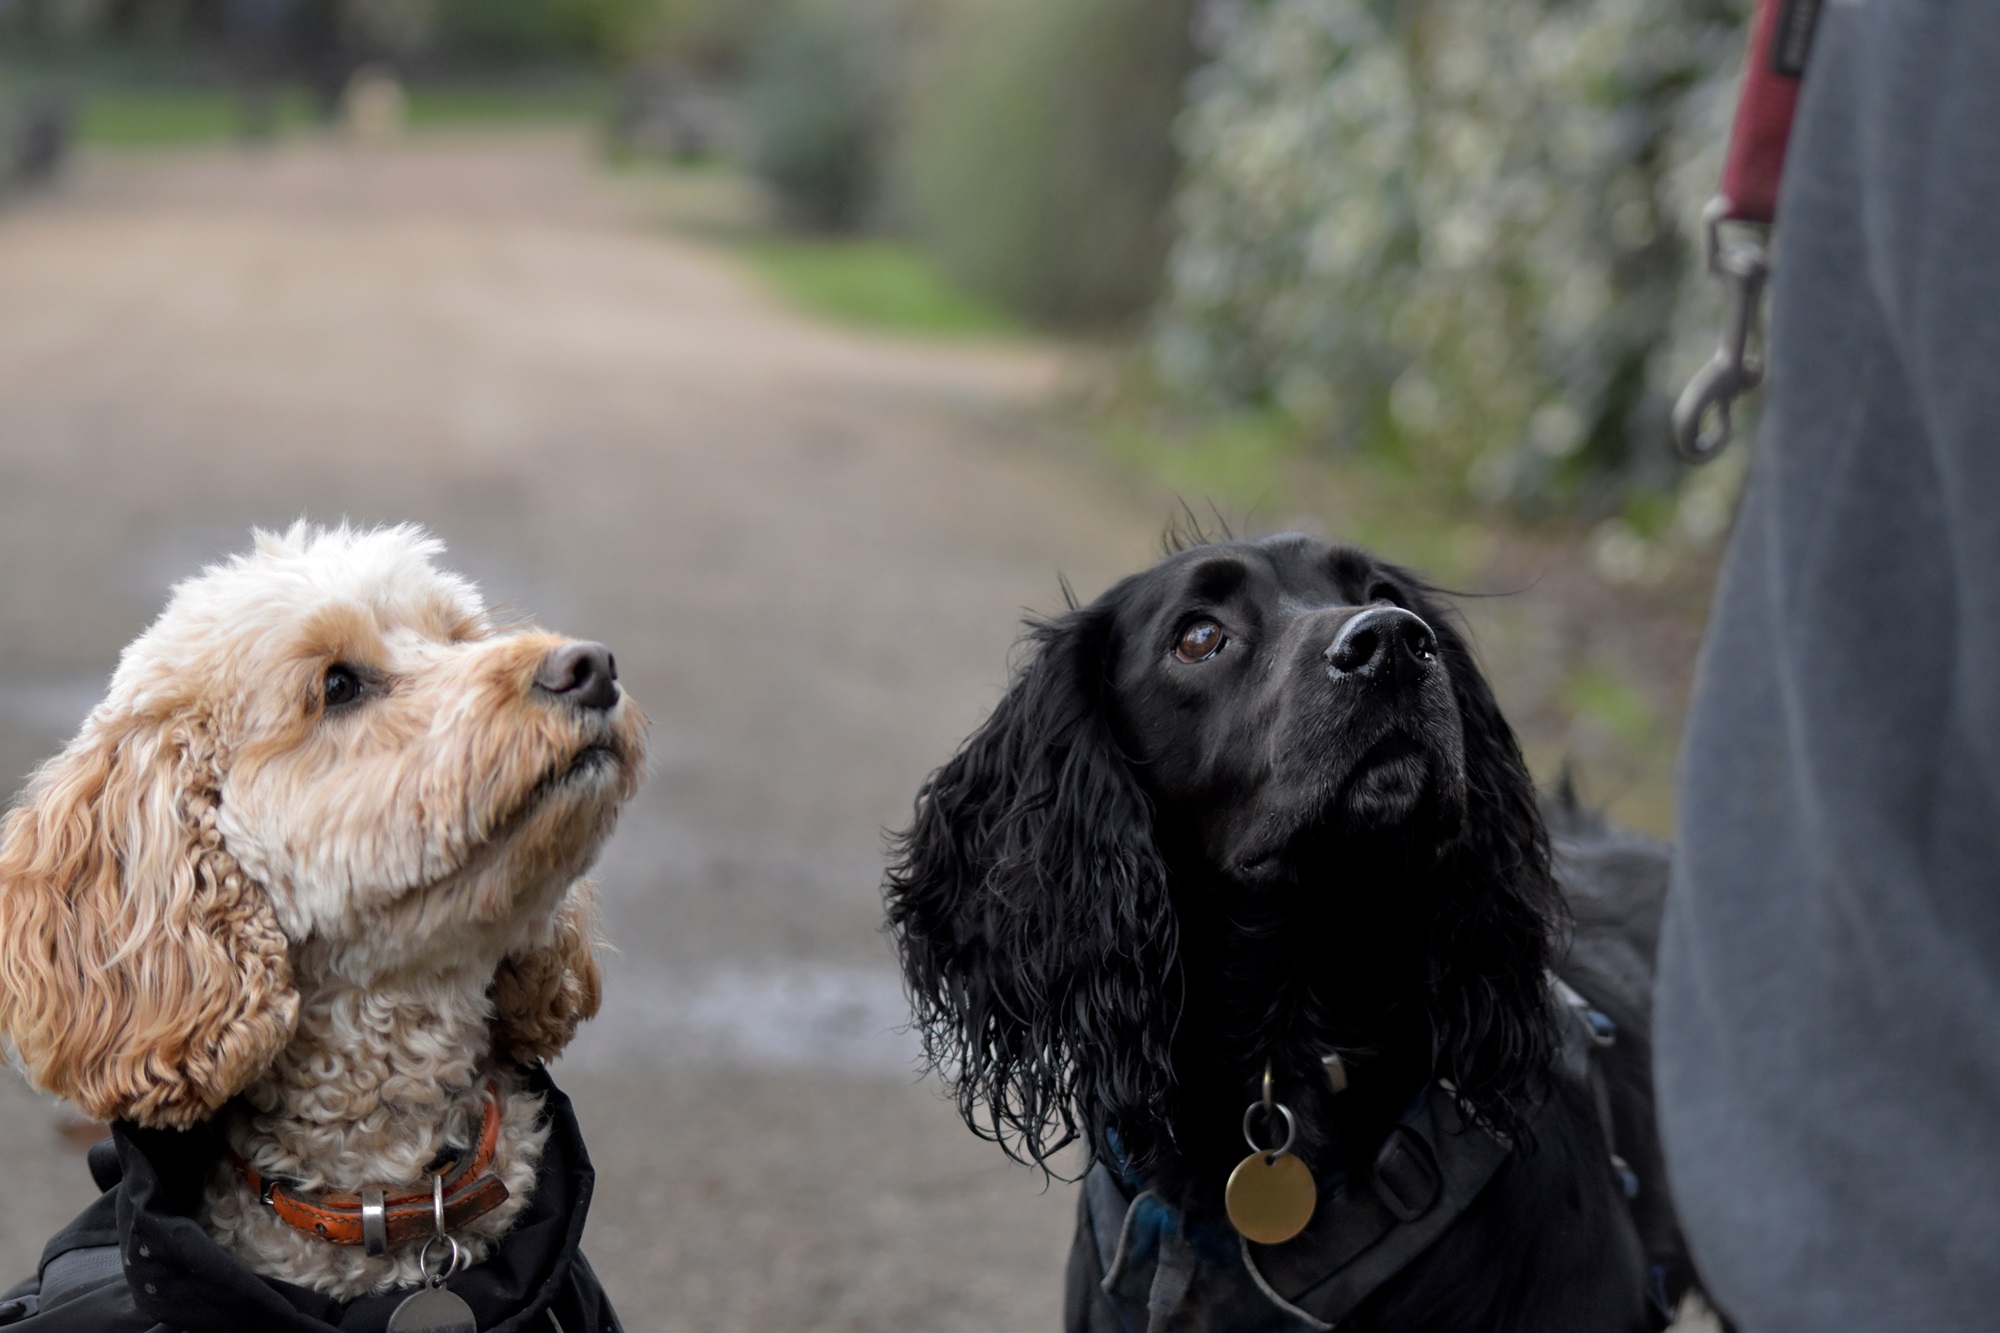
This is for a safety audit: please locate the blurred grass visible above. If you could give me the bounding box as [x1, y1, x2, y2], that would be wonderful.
[736, 237, 1015, 336]
[1100, 411, 1294, 509]
[24, 78, 609, 149]
[615, 161, 1015, 339]
[78, 90, 314, 147]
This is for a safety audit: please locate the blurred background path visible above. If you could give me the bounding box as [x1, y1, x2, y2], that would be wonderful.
[0, 133, 1164, 1329]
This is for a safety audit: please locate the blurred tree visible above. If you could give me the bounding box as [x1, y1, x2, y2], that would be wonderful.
[1156, 0, 1750, 515]
[437, 0, 657, 63]
[895, 0, 1197, 327]
[0, 0, 764, 67]
[742, 0, 892, 230]
[638, 0, 786, 74]
[342, 0, 441, 56]
[0, 0, 160, 40]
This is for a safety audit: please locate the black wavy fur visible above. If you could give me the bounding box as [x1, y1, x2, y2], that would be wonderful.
[888, 605, 1181, 1170]
[886, 531, 1700, 1332]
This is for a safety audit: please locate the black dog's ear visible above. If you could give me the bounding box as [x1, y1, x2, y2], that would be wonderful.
[1420, 605, 1566, 1138]
[886, 604, 1177, 1175]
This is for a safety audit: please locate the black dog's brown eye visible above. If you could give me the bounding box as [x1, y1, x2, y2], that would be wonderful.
[1175, 619, 1227, 663]
[323, 666, 364, 709]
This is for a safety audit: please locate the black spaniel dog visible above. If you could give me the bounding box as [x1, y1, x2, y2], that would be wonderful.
[886, 532, 1712, 1333]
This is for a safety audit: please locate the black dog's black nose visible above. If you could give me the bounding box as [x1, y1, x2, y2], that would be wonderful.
[1326, 606, 1438, 681]
[535, 641, 620, 711]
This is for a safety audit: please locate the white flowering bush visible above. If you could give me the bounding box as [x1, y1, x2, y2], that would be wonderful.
[1157, 0, 1751, 519]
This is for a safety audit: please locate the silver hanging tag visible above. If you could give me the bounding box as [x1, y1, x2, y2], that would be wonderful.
[387, 1286, 478, 1333]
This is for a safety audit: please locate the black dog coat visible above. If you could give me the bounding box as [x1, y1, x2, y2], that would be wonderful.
[0, 1068, 620, 1333]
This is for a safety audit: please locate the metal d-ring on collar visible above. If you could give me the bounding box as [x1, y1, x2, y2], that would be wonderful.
[1242, 1061, 1298, 1163]
[417, 1173, 465, 1281]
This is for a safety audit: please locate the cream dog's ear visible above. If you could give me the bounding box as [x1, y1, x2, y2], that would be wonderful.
[0, 714, 298, 1128]
[488, 880, 603, 1064]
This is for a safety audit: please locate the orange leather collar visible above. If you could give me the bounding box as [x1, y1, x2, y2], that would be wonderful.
[234, 1081, 511, 1250]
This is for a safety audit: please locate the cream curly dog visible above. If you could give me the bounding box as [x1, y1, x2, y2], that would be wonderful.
[0, 522, 646, 1300]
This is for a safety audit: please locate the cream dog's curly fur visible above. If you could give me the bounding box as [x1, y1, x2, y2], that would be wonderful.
[0, 523, 646, 1298]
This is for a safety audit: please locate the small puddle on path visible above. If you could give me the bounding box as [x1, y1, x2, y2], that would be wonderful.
[571, 959, 919, 1077]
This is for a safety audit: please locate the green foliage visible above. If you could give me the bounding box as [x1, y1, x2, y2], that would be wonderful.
[1156, 0, 1752, 515]
[640, 0, 790, 73]
[0, 0, 741, 68]
[1565, 663, 1660, 749]
[434, 0, 788, 68]
[78, 88, 313, 145]
[22, 75, 602, 149]
[436, 0, 657, 62]
[897, 0, 1197, 328]
[438, 0, 587, 57]
[742, 3, 889, 230]
[737, 236, 1014, 335]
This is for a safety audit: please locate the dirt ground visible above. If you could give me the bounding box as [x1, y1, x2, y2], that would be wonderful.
[0, 135, 1713, 1330]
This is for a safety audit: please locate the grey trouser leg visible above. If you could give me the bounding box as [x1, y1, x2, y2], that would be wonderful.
[1657, 3, 2000, 1329]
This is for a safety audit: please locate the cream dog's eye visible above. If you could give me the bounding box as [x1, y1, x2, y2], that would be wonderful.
[322, 666, 365, 709]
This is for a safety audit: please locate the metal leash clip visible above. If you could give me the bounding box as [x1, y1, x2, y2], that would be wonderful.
[1671, 196, 1771, 463]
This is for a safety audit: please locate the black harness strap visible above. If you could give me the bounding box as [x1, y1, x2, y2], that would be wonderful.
[1081, 1079, 1513, 1331]
[1238, 1081, 1512, 1328]
[1077, 994, 1633, 1330]
[1554, 976, 1640, 1202]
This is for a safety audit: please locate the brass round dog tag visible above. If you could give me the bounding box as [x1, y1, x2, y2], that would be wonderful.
[386, 1286, 478, 1333]
[1225, 1150, 1317, 1245]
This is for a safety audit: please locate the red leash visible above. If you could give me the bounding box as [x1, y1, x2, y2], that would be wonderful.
[1671, 0, 1822, 462]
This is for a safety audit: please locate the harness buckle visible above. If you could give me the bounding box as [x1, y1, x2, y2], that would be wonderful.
[1370, 1124, 1441, 1223]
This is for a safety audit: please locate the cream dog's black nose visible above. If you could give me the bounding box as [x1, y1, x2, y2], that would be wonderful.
[1326, 606, 1437, 683]
[536, 642, 620, 711]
